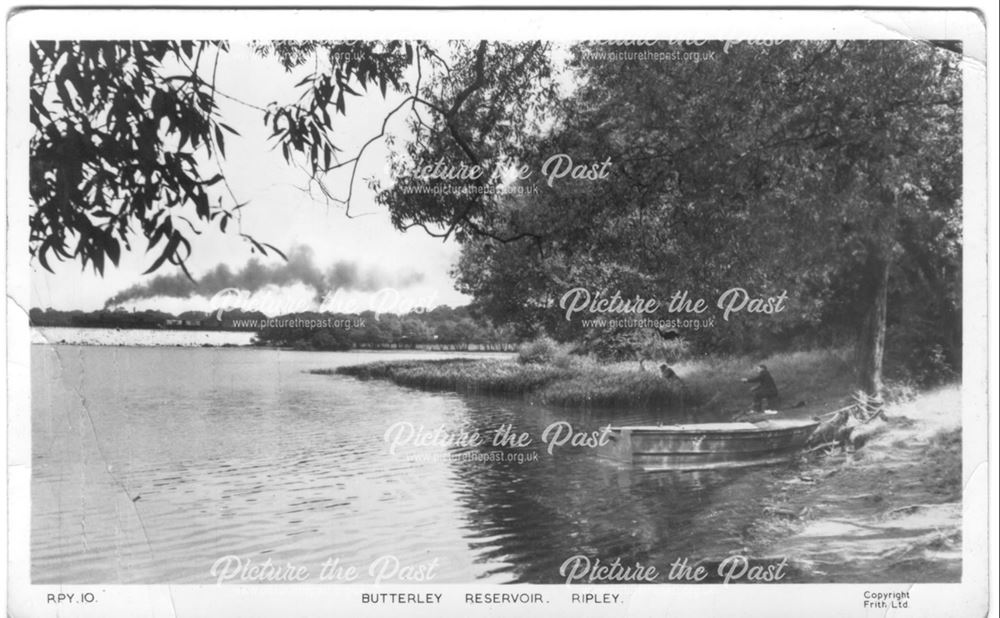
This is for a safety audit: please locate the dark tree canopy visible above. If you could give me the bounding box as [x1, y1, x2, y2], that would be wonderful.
[31, 41, 237, 276]
[416, 40, 959, 389]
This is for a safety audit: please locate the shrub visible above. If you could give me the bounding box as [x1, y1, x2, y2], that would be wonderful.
[517, 336, 563, 365]
[654, 337, 691, 364]
[578, 329, 692, 364]
[885, 320, 960, 387]
[551, 350, 596, 371]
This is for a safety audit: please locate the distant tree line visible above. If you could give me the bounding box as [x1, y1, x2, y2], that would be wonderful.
[29, 305, 517, 351]
[252, 305, 517, 351]
[29, 307, 266, 330]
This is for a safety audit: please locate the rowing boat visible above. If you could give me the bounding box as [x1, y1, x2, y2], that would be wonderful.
[600, 418, 820, 471]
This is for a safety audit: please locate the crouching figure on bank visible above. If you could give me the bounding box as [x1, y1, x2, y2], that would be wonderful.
[742, 364, 779, 413]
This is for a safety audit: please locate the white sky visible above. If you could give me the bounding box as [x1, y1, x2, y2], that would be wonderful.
[30, 43, 471, 314]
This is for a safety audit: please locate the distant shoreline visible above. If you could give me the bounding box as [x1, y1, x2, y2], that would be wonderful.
[31, 325, 249, 334]
[30, 326, 515, 353]
[31, 325, 257, 349]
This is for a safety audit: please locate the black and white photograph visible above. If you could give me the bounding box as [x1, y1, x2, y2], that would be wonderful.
[5, 7, 993, 618]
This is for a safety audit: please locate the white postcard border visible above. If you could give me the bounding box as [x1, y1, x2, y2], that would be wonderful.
[4, 7, 991, 618]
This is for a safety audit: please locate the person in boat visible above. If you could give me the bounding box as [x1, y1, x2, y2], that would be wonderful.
[742, 364, 779, 413]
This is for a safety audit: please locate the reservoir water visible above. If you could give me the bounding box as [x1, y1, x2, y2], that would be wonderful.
[31, 333, 788, 584]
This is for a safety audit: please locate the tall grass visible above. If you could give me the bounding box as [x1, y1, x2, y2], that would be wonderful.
[676, 348, 855, 414]
[538, 369, 689, 408]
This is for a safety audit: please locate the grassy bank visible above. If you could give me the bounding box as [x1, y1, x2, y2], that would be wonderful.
[326, 358, 573, 396]
[322, 357, 689, 408]
[321, 348, 856, 413]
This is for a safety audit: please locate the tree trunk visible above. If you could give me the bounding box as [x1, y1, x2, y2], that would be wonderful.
[855, 249, 891, 395]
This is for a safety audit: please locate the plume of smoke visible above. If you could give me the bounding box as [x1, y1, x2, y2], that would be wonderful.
[104, 245, 425, 308]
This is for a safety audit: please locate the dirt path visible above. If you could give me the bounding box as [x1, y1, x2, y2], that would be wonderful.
[746, 386, 962, 582]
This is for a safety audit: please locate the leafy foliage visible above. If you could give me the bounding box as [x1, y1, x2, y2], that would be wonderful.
[29, 40, 436, 275]
[417, 41, 962, 385]
[30, 39, 555, 275]
[374, 41, 557, 239]
[254, 40, 418, 174]
[31, 41, 233, 275]
[28, 40, 303, 276]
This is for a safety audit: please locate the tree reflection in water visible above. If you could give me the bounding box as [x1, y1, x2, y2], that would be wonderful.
[442, 395, 777, 583]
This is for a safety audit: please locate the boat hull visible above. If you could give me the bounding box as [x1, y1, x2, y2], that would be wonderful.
[601, 419, 820, 471]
